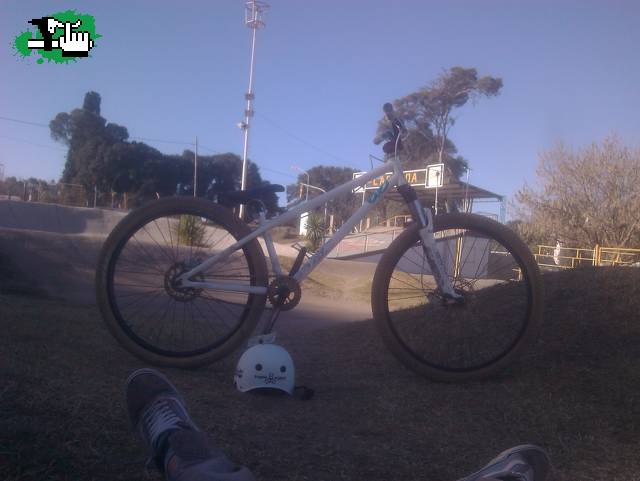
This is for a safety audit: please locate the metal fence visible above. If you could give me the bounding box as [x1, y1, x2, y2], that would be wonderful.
[0, 182, 135, 210]
[0, 182, 88, 207]
[535, 244, 640, 269]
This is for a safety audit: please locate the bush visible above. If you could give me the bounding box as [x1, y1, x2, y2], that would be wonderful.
[305, 213, 325, 252]
[175, 215, 206, 247]
[515, 137, 640, 248]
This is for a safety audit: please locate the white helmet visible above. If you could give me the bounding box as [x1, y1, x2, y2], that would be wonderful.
[234, 344, 295, 395]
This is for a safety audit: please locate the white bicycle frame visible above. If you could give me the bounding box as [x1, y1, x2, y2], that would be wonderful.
[177, 155, 458, 299]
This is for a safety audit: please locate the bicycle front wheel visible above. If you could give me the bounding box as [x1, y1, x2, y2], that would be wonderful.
[372, 213, 542, 382]
[96, 197, 268, 368]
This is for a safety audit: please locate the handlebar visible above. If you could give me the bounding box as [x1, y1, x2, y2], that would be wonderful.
[383, 103, 406, 136]
[376, 103, 406, 154]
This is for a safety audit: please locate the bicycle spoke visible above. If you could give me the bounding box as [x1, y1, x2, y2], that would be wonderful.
[102, 199, 267, 363]
[380, 221, 535, 375]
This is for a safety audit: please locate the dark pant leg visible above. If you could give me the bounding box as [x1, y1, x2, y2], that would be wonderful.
[164, 430, 255, 481]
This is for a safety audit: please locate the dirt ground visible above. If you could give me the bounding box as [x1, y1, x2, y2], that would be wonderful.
[2, 264, 640, 481]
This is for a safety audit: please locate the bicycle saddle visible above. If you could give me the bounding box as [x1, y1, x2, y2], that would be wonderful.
[220, 184, 284, 205]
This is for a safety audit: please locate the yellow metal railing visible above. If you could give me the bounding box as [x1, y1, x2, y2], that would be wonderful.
[534, 244, 640, 269]
[597, 245, 640, 266]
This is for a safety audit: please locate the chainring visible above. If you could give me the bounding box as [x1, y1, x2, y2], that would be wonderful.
[267, 275, 302, 311]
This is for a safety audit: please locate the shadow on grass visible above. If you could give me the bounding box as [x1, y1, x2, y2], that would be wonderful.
[1, 267, 639, 481]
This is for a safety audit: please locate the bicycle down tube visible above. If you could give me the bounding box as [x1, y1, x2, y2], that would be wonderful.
[177, 160, 396, 292]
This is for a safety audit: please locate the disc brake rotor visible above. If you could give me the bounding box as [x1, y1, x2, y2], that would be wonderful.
[164, 261, 204, 302]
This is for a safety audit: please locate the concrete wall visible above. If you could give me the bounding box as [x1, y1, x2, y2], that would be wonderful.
[0, 200, 126, 236]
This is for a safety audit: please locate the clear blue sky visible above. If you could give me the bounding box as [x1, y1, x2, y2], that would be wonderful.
[2, 0, 639, 215]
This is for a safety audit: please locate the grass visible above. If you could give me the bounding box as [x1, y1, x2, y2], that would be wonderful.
[277, 256, 373, 303]
[268, 225, 300, 244]
[2, 266, 640, 480]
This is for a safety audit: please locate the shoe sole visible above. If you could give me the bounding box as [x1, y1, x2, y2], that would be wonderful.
[459, 444, 551, 481]
[487, 444, 550, 478]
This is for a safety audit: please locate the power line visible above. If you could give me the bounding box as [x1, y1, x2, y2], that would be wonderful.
[0, 116, 49, 128]
[0, 117, 223, 152]
[126, 137, 224, 155]
[259, 166, 298, 180]
[255, 111, 348, 164]
[0, 135, 66, 152]
[196, 144, 221, 154]
[130, 136, 193, 146]
[0, 114, 293, 181]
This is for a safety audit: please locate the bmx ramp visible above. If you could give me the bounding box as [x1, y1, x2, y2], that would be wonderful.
[0, 200, 126, 236]
[0, 201, 126, 303]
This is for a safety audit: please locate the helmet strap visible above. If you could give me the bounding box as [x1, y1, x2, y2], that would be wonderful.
[293, 385, 314, 401]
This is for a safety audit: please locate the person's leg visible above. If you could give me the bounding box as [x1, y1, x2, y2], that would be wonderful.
[126, 368, 255, 481]
[456, 444, 551, 481]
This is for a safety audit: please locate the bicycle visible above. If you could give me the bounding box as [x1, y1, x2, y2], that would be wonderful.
[96, 104, 542, 382]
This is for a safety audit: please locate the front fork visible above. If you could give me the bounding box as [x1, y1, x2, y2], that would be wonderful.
[396, 184, 462, 302]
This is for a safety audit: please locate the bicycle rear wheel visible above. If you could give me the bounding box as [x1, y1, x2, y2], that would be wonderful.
[96, 197, 268, 368]
[372, 213, 542, 382]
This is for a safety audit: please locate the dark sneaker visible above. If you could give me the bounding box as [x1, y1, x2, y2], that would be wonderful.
[125, 368, 199, 471]
[457, 444, 551, 481]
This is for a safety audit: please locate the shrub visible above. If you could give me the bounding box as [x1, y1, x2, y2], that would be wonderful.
[305, 213, 325, 252]
[175, 215, 206, 247]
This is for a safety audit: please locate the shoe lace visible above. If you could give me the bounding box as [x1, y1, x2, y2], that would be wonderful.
[141, 397, 192, 450]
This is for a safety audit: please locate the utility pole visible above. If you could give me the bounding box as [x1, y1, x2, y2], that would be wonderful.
[238, 0, 269, 219]
[292, 165, 309, 201]
[193, 136, 198, 197]
[434, 170, 440, 215]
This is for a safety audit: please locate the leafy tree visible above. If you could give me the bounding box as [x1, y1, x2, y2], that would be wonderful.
[514, 137, 640, 248]
[377, 67, 502, 180]
[49, 92, 280, 215]
[286, 165, 358, 228]
[50, 91, 129, 191]
[82, 91, 101, 115]
[0, 176, 24, 198]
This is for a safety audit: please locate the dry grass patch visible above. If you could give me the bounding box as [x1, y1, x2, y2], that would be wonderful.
[1, 266, 640, 480]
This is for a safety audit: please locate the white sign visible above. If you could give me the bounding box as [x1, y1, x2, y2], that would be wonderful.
[352, 173, 364, 193]
[299, 212, 309, 236]
[426, 163, 444, 188]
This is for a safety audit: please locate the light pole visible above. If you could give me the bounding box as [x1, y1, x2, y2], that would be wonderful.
[299, 182, 328, 230]
[238, 0, 269, 219]
[434, 170, 440, 215]
[291, 165, 309, 201]
[193, 136, 198, 197]
[300, 182, 327, 220]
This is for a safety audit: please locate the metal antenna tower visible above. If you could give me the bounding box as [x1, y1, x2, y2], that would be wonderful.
[238, 0, 269, 219]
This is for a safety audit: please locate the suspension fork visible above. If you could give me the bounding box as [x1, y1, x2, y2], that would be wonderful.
[396, 184, 462, 301]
